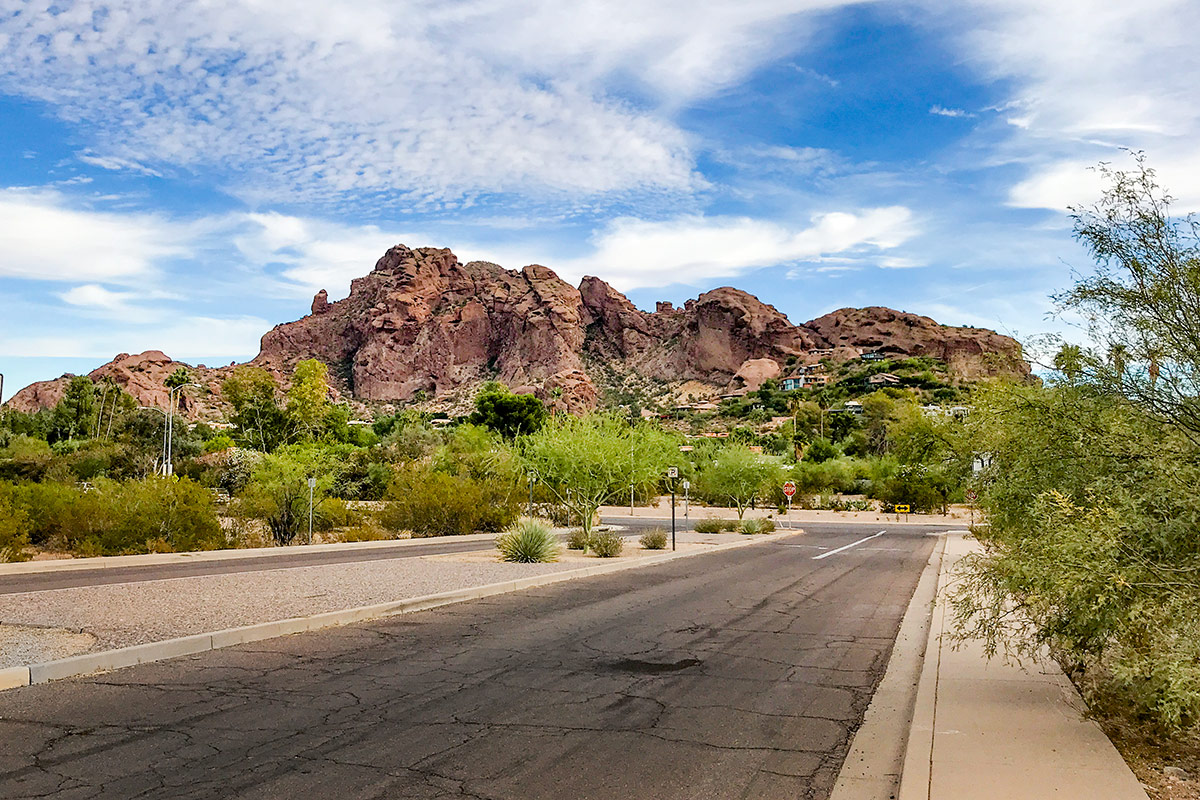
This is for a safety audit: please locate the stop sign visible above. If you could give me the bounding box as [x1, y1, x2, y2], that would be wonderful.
[783, 481, 797, 498]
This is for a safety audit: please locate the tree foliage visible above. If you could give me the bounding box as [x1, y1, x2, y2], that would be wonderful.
[696, 445, 783, 519]
[468, 382, 547, 438]
[520, 414, 676, 537]
[951, 157, 1200, 730]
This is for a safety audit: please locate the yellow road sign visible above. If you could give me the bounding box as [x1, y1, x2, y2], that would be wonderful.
[895, 504, 911, 513]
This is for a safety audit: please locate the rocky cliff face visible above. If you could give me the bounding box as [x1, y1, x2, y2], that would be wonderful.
[803, 306, 1028, 379]
[7, 243, 1030, 417]
[5, 351, 236, 420]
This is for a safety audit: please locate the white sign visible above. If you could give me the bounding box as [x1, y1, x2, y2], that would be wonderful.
[681, 480, 690, 490]
[667, 467, 679, 478]
[307, 478, 317, 488]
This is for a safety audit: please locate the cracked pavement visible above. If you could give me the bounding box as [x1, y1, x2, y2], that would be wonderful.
[0, 525, 939, 799]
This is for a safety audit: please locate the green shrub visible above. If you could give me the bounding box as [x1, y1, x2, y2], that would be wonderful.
[739, 518, 765, 535]
[639, 528, 668, 550]
[566, 529, 589, 550]
[379, 464, 520, 537]
[693, 518, 724, 533]
[0, 490, 30, 562]
[589, 530, 624, 558]
[759, 518, 776, 532]
[315, 497, 361, 531]
[495, 519, 560, 563]
[720, 519, 740, 532]
[7, 478, 225, 555]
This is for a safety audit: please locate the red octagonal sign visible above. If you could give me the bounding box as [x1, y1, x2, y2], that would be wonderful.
[782, 481, 797, 498]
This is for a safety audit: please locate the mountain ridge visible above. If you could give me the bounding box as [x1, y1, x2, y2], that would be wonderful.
[6, 243, 1030, 418]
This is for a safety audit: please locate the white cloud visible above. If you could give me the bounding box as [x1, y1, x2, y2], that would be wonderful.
[929, 0, 1200, 211]
[76, 152, 162, 177]
[929, 105, 974, 118]
[0, 0, 862, 205]
[0, 188, 187, 282]
[487, 207, 918, 290]
[60, 284, 138, 310]
[233, 212, 418, 300]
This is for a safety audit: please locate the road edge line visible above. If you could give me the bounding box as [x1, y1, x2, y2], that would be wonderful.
[829, 532, 949, 800]
[7, 531, 799, 691]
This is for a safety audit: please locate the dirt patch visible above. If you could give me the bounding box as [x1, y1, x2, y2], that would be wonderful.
[0, 623, 96, 668]
[1098, 717, 1200, 799]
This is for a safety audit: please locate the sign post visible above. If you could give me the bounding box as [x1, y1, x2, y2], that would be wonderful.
[966, 488, 978, 529]
[782, 481, 796, 528]
[682, 480, 690, 521]
[667, 467, 679, 551]
[307, 477, 317, 545]
[527, 470, 538, 516]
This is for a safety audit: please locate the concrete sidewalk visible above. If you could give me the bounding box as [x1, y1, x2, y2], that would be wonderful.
[899, 533, 1149, 800]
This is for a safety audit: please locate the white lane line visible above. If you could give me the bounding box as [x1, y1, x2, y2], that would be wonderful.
[812, 531, 886, 560]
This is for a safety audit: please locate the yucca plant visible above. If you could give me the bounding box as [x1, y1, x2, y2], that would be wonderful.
[495, 519, 560, 563]
[739, 518, 765, 535]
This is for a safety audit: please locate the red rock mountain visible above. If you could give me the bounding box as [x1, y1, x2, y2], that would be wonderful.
[7, 244, 1030, 417]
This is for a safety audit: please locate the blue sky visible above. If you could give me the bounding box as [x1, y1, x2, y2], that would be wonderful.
[3, 0, 1200, 397]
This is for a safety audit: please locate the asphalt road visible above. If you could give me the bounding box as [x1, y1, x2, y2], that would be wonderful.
[0, 524, 938, 799]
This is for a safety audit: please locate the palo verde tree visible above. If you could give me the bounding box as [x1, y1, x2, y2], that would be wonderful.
[950, 155, 1200, 730]
[695, 444, 783, 519]
[287, 359, 331, 438]
[519, 413, 675, 540]
[222, 366, 295, 452]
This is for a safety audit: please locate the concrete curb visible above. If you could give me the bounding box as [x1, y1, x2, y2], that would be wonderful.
[0, 531, 509, 576]
[829, 534, 948, 800]
[1, 531, 798, 691]
[897, 537, 948, 800]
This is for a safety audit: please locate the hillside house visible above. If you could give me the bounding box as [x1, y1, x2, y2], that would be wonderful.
[868, 372, 901, 386]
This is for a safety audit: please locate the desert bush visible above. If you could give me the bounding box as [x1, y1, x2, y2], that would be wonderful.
[7, 477, 225, 555]
[315, 497, 362, 531]
[0, 489, 30, 562]
[693, 518, 724, 533]
[759, 518, 776, 532]
[720, 519, 740, 532]
[379, 464, 520, 537]
[566, 528, 589, 550]
[334, 522, 396, 542]
[739, 518, 765, 535]
[639, 528, 668, 550]
[495, 518, 559, 563]
[589, 530, 624, 558]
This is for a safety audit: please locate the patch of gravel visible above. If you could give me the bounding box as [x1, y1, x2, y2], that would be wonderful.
[0, 555, 581, 668]
[0, 624, 96, 667]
